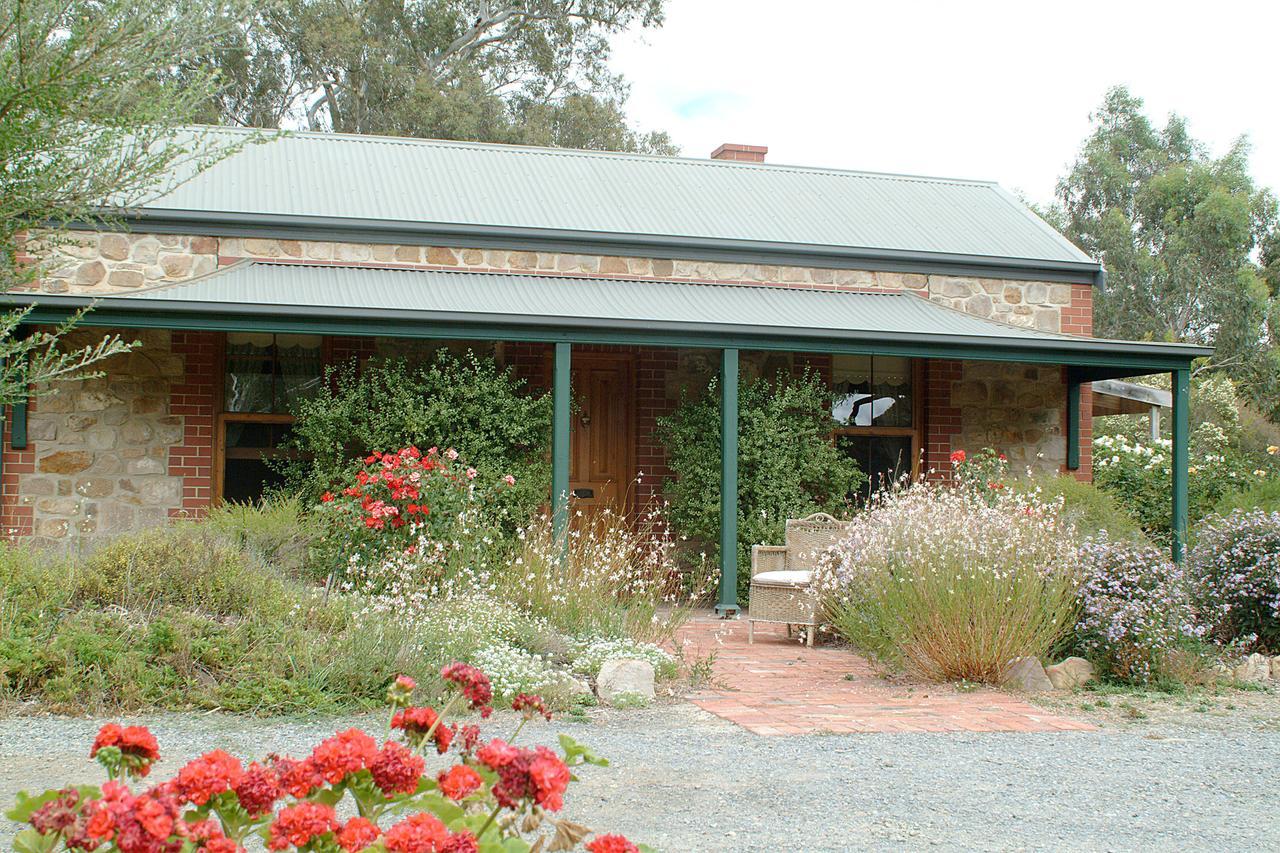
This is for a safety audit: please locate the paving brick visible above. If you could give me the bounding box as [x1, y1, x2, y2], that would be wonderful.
[676, 617, 1093, 736]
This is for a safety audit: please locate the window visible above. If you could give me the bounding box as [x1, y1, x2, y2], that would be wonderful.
[832, 355, 921, 495]
[216, 333, 323, 502]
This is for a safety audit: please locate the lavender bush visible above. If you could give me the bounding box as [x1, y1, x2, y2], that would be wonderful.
[1188, 510, 1280, 651]
[1074, 538, 1203, 683]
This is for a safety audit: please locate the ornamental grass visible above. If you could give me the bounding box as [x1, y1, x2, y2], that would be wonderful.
[496, 499, 717, 645]
[815, 479, 1081, 683]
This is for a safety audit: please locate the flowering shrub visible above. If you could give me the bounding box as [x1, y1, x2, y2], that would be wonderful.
[815, 478, 1080, 683]
[1188, 510, 1280, 651]
[1073, 538, 1204, 683]
[470, 644, 579, 702]
[319, 446, 516, 569]
[949, 447, 1010, 500]
[497, 501, 716, 643]
[7, 667, 649, 853]
[566, 638, 677, 680]
[1092, 427, 1268, 540]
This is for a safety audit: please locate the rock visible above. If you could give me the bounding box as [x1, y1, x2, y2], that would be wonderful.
[37, 450, 93, 474]
[565, 678, 593, 700]
[1045, 657, 1095, 690]
[1001, 656, 1054, 693]
[1233, 653, 1271, 684]
[596, 659, 655, 706]
[1273, 656, 1280, 681]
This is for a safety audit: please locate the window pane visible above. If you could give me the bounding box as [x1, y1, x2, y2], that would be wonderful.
[276, 334, 323, 409]
[836, 434, 914, 497]
[871, 356, 913, 427]
[832, 354, 873, 426]
[224, 333, 275, 412]
[222, 422, 296, 503]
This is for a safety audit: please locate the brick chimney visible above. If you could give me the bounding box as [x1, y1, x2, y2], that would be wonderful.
[710, 143, 767, 164]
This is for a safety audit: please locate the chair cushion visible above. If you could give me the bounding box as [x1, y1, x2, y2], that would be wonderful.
[751, 570, 812, 586]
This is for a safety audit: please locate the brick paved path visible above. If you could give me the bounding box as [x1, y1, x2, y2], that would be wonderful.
[677, 615, 1095, 735]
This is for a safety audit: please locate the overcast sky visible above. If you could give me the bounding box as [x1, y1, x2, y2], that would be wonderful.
[611, 1, 1280, 206]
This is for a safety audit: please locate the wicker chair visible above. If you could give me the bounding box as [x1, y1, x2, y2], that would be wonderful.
[747, 512, 850, 646]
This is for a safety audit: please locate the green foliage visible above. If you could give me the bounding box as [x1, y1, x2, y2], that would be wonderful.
[1188, 510, 1280, 651]
[0, 525, 450, 714]
[656, 369, 866, 603]
[0, 0, 260, 403]
[1016, 474, 1148, 543]
[1213, 478, 1280, 515]
[278, 350, 550, 527]
[1053, 86, 1280, 417]
[189, 0, 677, 154]
[203, 495, 324, 580]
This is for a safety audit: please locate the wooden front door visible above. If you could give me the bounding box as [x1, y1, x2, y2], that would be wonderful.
[569, 353, 634, 513]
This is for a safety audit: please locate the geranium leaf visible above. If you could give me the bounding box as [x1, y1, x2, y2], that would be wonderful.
[12, 828, 58, 853]
[5, 791, 63, 822]
[557, 735, 608, 767]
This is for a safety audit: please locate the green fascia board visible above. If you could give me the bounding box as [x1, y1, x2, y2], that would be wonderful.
[9, 296, 1209, 374]
[86, 210, 1103, 286]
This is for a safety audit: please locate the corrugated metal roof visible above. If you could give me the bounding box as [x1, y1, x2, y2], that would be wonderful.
[123, 261, 1075, 342]
[143, 128, 1093, 268]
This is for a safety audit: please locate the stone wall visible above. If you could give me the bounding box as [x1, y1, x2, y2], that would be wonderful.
[35, 232, 1090, 335]
[5, 330, 198, 547]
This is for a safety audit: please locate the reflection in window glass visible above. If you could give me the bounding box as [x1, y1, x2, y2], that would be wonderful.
[222, 422, 296, 503]
[224, 333, 322, 413]
[831, 355, 914, 427]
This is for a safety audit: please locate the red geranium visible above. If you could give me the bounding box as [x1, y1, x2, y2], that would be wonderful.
[382, 813, 450, 853]
[267, 802, 340, 851]
[391, 707, 452, 754]
[476, 741, 570, 812]
[435, 765, 482, 802]
[270, 756, 323, 799]
[186, 819, 240, 853]
[336, 817, 381, 853]
[176, 750, 244, 806]
[308, 729, 378, 785]
[586, 835, 640, 853]
[232, 762, 281, 818]
[511, 693, 551, 722]
[90, 724, 160, 779]
[369, 741, 425, 796]
[440, 663, 493, 718]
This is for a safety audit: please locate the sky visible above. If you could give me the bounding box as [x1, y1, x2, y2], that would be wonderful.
[610, 1, 1280, 207]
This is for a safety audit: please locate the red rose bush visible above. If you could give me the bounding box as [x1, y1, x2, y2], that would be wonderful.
[7, 664, 647, 853]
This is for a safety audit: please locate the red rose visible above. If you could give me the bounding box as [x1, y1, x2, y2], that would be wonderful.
[950, 449, 966, 464]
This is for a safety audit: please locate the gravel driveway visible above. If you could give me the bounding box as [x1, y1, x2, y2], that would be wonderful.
[2, 702, 1276, 852]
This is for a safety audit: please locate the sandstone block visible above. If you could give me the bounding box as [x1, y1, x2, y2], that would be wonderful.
[1001, 656, 1053, 693]
[426, 247, 457, 265]
[596, 659, 655, 705]
[38, 451, 93, 474]
[189, 236, 218, 254]
[1045, 657, 1095, 690]
[159, 254, 192, 278]
[107, 269, 145, 288]
[75, 261, 107, 286]
[99, 234, 130, 261]
[1233, 653, 1271, 683]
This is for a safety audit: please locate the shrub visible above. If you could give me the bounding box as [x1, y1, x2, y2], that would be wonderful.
[1092, 429, 1265, 540]
[320, 445, 516, 578]
[0, 528, 454, 714]
[492, 504, 714, 644]
[1188, 510, 1280, 651]
[7, 668, 645, 853]
[1213, 476, 1280, 515]
[278, 351, 550, 528]
[1015, 473, 1149, 543]
[815, 481, 1079, 683]
[203, 496, 324, 580]
[1073, 538, 1203, 684]
[656, 369, 866, 603]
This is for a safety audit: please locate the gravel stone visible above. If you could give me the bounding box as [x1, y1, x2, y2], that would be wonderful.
[2, 704, 1277, 851]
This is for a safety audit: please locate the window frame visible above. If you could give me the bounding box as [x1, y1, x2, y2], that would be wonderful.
[213, 333, 331, 503]
[830, 358, 925, 484]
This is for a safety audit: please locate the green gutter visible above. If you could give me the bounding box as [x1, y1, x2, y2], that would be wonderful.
[85, 209, 1105, 286]
[5, 296, 1210, 373]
